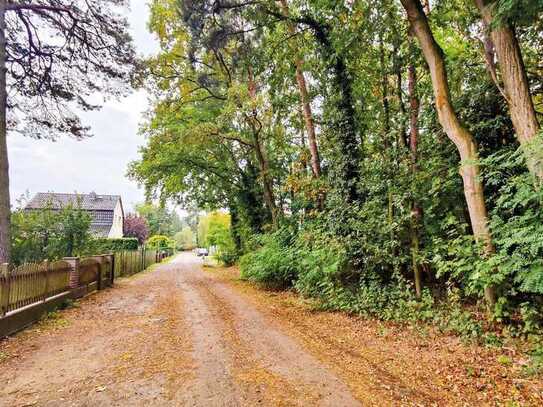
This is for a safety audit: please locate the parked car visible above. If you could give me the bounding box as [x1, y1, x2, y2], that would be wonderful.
[196, 248, 209, 257]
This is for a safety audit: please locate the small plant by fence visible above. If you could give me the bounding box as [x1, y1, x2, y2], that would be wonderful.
[0, 246, 173, 336]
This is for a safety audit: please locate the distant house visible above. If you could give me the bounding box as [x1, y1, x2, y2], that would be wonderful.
[25, 192, 124, 238]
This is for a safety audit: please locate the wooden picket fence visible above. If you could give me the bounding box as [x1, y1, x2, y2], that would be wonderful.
[0, 260, 71, 317]
[114, 248, 157, 278]
[0, 247, 172, 318]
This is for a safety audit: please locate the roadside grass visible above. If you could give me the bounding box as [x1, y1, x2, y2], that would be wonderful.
[39, 310, 70, 329]
[0, 350, 8, 363]
[203, 256, 220, 268]
[35, 299, 80, 331]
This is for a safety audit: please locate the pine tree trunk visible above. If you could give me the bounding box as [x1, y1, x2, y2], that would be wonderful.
[475, 0, 543, 184]
[400, 0, 496, 307]
[278, 0, 321, 178]
[294, 61, 321, 178]
[0, 1, 10, 264]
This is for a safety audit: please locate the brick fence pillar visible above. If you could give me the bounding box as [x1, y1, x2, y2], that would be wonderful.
[64, 257, 80, 290]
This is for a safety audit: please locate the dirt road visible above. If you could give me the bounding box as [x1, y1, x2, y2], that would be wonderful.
[0, 253, 541, 406]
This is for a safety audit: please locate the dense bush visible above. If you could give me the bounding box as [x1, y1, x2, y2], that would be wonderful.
[238, 201, 542, 339]
[11, 205, 92, 265]
[240, 228, 298, 289]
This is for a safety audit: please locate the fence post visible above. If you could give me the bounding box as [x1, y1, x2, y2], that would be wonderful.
[64, 257, 80, 290]
[1, 263, 10, 317]
[121, 251, 125, 277]
[110, 253, 115, 286]
[141, 246, 145, 271]
[95, 256, 103, 291]
[43, 260, 50, 302]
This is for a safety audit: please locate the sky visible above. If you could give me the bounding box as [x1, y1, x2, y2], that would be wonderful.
[7, 1, 158, 212]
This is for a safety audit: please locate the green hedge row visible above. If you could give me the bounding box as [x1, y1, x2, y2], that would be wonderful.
[92, 237, 139, 252]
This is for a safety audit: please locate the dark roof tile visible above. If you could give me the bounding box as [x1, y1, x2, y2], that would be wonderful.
[25, 192, 121, 211]
[89, 224, 112, 238]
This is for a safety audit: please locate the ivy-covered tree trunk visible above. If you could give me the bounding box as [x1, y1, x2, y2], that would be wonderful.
[265, 11, 362, 203]
[408, 60, 423, 298]
[400, 0, 496, 307]
[247, 67, 278, 227]
[278, 0, 321, 179]
[239, 162, 271, 232]
[228, 202, 242, 252]
[253, 133, 278, 226]
[310, 20, 361, 204]
[474, 0, 543, 184]
[379, 38, 396, 267]
[0, 0, 10, 264]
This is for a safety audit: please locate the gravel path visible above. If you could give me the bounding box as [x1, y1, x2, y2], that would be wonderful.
[0, 253, 361, 406]
[2, 252, 541, 406]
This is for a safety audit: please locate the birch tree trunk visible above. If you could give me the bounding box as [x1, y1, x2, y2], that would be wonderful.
[474, 0, 543, 184]
[0, 0, 10, 264]
[400, 0, 496, 307]
[278, 0, 321, 178]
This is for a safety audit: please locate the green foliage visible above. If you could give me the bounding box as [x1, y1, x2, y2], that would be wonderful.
[146, 235, 175, 250]
[240, 228, 299, 289]
[199, 211, 237, 265]
[523, 341, 543, 376]
[430, 146, 543, 331]
[91, 238, 139, 253]
[133, 0, 543, 344]
[492, 0, 543, 27]
[239, 222, 489, 340]
[174, 227, 196, 250]
[135, 203, 182, 237]
[11, 204, 92, 265]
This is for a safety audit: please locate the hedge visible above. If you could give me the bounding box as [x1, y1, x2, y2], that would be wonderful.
[92, 237, 139, 252]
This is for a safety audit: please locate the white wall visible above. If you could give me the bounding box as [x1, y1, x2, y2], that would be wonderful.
[108, 200, 124, 238]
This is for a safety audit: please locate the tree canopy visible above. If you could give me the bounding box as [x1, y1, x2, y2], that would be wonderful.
[130, 0, 543, 329]
[0, 0, 136, 263]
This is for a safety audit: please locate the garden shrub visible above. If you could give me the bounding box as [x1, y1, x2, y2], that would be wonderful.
[216, 249, 238, 266]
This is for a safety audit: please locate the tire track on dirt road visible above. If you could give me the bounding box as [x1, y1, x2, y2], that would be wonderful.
[174, 252, 362, 406]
